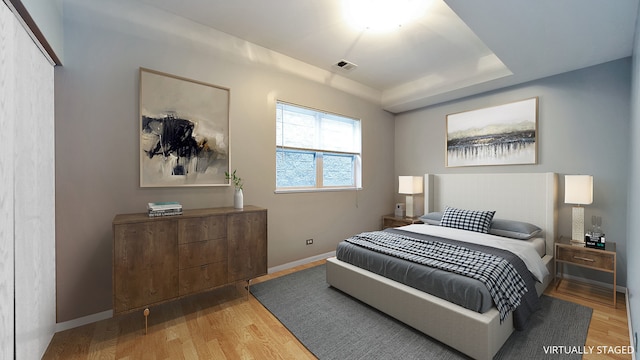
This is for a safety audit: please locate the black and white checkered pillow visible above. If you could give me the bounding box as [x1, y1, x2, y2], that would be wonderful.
[440, 206, 496, 233]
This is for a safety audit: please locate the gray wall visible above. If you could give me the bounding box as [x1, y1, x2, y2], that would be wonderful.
[56, 0, 394, 323]
[395, 59, 631, 287]
[627, 2, 640, 349]
[19, 0, 64, 62]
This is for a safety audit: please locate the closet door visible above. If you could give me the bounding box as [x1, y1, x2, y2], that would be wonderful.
[0, 4, 17, 359]
[2, 2, 57, 359]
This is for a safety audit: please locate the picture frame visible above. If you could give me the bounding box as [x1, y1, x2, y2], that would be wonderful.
[446, 97, 538, 167]
[139, 68, 230, 187]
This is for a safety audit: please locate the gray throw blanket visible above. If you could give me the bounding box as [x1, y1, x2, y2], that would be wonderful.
[345, 229, 540, 329]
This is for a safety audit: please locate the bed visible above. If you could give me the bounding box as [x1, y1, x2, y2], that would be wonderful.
[326, 173, 557, 360]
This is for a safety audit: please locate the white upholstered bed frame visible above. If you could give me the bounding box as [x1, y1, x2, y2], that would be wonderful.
[326, 173, 558, 360]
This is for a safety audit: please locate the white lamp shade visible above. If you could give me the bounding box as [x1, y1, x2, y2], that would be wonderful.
[564, 175, 593, 205]
[398, 176, 423, 194]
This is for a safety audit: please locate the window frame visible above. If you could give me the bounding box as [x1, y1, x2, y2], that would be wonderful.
[275, 101, 362, 193]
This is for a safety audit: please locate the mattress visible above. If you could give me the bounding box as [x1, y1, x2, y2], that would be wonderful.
[529, 237, 546, 257]
[336, 240, 495, 312]
[335, 225, 548, 316]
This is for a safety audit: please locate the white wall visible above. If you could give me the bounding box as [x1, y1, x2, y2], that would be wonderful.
[395, 59, 631, 287]
[0, 2, 56, 359]
[56, 0, 394, 323]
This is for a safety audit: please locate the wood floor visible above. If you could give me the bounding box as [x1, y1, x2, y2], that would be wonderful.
[44, 259, 631, 360]
[545, 278, 631, 360]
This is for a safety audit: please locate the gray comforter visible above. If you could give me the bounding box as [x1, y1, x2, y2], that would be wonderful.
[335, 228, 540, 330]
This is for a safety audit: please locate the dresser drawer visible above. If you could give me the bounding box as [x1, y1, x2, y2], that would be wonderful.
[179, 262, 228, 295]
[178, 215, 226, 244]
[556, 246, 614, 271]
[178, 239, 227, 269]
[114, 268, 179, 314]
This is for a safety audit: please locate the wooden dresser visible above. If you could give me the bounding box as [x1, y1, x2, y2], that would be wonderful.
[112, 206, 267, 315]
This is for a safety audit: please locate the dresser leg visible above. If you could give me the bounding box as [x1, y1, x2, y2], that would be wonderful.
[613, 264, 617, 308]
[143, 308, 150, 335]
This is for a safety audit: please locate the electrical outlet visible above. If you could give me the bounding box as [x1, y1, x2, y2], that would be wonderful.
[305, 238, 313, 245]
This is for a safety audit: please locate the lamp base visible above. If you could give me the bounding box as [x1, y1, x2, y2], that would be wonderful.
[571, 206, 585, 243]
[405, 195, 415, 218]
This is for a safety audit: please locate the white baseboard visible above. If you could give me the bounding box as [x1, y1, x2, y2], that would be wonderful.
[268, 251, 335, 274]
[56, 309, 113, 333]
[55, 251, 336, 333]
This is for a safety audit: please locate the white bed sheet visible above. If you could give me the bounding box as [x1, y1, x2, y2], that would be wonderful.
[398, 224, 549, 283]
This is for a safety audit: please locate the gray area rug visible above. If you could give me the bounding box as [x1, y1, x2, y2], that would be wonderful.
[251, 264, 592, 360]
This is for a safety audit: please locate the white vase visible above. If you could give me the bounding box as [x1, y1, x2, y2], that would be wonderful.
[234, 188, 244, 209]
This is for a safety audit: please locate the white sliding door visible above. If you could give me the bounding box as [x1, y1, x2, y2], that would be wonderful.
[1, 2, 56, 359]
[0, 3, 17, 359]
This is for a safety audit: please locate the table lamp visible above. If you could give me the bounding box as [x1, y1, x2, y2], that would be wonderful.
[399, 176, 423, 218]
[564, 175, 593, 243]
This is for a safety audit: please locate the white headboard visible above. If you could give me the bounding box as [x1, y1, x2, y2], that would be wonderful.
[424, 173, 558, 256]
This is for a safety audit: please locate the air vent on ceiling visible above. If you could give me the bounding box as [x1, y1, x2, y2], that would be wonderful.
[333, 59, 358, 72]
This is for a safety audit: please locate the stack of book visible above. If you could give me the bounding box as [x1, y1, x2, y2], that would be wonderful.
[147, 201, 183, 217]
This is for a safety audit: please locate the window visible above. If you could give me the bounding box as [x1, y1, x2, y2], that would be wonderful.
[276, 101, 362, 191]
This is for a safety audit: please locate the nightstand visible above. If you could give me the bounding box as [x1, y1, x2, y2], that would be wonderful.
[555, 237, 616, 308]
[382, 214, 423, 229]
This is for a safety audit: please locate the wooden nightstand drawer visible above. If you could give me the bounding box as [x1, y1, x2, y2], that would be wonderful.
[555, 237, 617, 308]
[556, 246, 614, 271]
[384, 218, 411, 228]
[382, 215, 423, 229]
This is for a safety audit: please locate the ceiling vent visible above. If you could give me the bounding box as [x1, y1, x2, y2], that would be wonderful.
[333, 59, 358, 72]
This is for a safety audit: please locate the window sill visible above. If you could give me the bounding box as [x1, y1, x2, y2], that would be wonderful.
[274, 187, 362, 194]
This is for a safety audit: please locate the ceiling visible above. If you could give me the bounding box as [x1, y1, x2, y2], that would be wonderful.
[139, 0, 639, 113]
